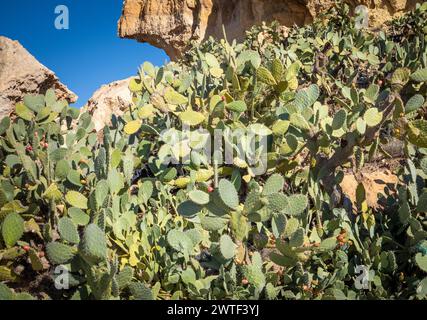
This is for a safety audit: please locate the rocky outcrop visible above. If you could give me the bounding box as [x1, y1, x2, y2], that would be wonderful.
[118, 0, 419, 60]
[0, 36, 77, 120]
[82, 78, 133, 132]
[340, 170, 399, 210]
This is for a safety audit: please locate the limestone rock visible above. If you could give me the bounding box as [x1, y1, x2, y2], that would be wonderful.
[82, 78, 133, 132]
[118, 0, 419, 60]
[0, 36, 77, 120]
[340, 170, 399, 211]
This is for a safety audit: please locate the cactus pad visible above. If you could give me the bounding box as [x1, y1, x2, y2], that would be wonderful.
[285, 194, 308, 216]
[262, 174, 285, 195]
[188, 190, 210, 205]
[177, 200, 203, 218]
[1, 212, 24, 248]
[219, 235, 236, 260]
[58, 217, 80, 244]
[257, 66, 277, 86]
[218, 179, 239, 210]
[46, 242, 76, 264]
[80, 224, 107, 263]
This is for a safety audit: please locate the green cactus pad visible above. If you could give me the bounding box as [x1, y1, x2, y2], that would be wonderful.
[411, 68, 427, 82]
[243, 253, 265, 292]
[284, 217, 300, 238]
[58, 217, 80, 244]
[415, 253, 427, 272]
[230, 211, 248, 241]
[80, 224, 107, 263]
[200, 215, 228, 231]
[262, 174, 285, 195]
[164, 87, 187, 105]
[177, 200, 203, 218]
[0, 283, 14, 300]
[363, 108, 383, 127]
[13, 292, 36, 300]
[218, 179, 239, 210]
[167, 229, 194, 253]
[23, 94, 44, 112]
[95, 180, 109, 209]
[28, 248, 43, 271]
[266, 193, 288, 212]
[271, 58, 284, 82]
[405, 94, 425, 113]
[219, 235, 237, 260]
[244, 190, 263, 213]
[257, 66, 277, 86]
[363, 84, 379, 104]
[248, 206, 272, 222]
[272, 213, 287, 238]
[272, 120, 290, 136]
[270, 242, 298, 267]
[111, 277, 120, 297]
[380, 251, 397, 273]
[285, 194, 308, 216]
[42, 183, 62, 202]
[319, 237, 338, 251]
[188, 190, 210, 205]
[69, 207, 90, 226]
[116, 266, 134, 290]
[65, 191, 88, 210]
[226, 100, 247, 113]
[294, 84, 319, 109]
[332, 109, 347, 130]
[290, 113, 311, 131]
[184, 229, 202, 247]
[179, 109, 205, 126]
[140, 181, 154, 203]
[205, 196, 230, 217]
[46, 242, 77, 264]
[289, 228, 305, 247]
[15, 103, 34, 121]
[129, 282, 153, 300]
[408, 120, 427, 147]
[356, 118, 367, 135]
[1, 213, 24, 248]
[391, 67, 411, 89]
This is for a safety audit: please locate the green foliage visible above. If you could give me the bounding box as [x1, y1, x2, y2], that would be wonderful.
[80, 224, 107, 263]
[188, 190, 210, 205]
[65, 191, 88, 209]
[219, 235, 236, 260]
[1, 1, 427, 300]
[46, 242, 76, 264]
[262, 174, 284, 195]
[218, 179, 239, 210]
[1, 213, 24, 248]
[58, 217, 80, 244]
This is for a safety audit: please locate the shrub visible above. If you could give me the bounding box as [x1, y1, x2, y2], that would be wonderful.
[0, 2, 427, 300]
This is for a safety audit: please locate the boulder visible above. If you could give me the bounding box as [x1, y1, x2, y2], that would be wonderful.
[81, 78, 133, 132]
[118, 0, 418, 60]
[0, 36, 77, 120]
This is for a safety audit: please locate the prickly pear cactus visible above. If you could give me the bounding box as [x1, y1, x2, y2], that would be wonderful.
[0, 1, 427, 300]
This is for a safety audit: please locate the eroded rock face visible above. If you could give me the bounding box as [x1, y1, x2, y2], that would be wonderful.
[82, 78, 133, 132]
[0, 36, 77, 120]
[118, 0, 419, 60]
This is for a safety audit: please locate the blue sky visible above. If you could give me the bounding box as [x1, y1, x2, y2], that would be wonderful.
[0, 0, 169, 107]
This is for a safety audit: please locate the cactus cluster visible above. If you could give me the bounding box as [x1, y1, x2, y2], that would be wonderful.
[1, 1, 427, 300]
